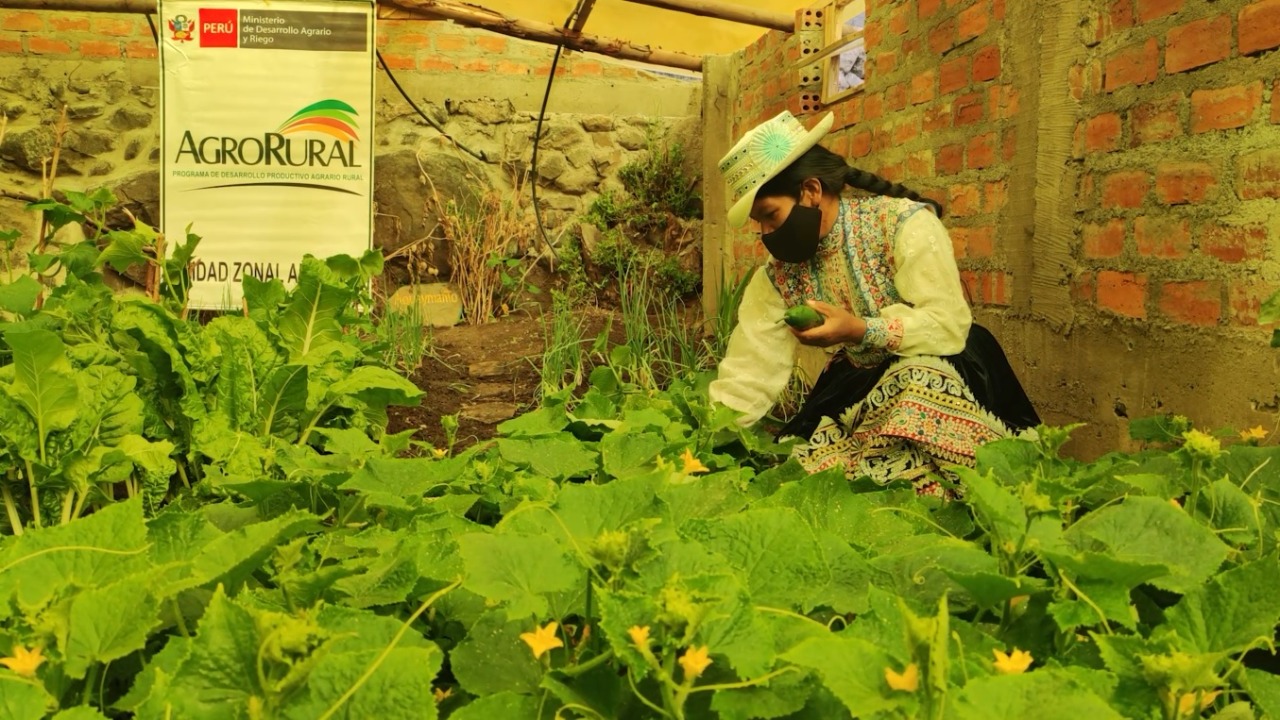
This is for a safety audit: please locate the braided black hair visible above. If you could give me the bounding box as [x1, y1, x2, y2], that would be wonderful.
[757, 144, 944, 217]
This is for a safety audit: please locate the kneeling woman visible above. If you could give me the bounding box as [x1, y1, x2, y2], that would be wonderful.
[709, 111, 1040, 494]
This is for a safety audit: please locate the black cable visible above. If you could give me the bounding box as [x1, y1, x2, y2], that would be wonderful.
[530, 2, 590, 271]
[376, 50, 487, 163]
[145, 14, 158, 44]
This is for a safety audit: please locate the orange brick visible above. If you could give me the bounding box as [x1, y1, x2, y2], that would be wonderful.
[1105, 37, 1158, 91]
[940, 55, 970, 95]
[1191, 82, 1262, 133]
[1159, 281, 1221, 326]
[496, 61, 530, 75]
[27, 36, 71, 54]
[919, 0, 943, 19]
[572, 61, 603, 76]
[92, 17, 135, 36]
[420, 58, 456, 72]
[911, 70, 937, 105]
[1155, 161, 1216, 204]
[1085, 112, 1123, 153]
[966, 226, 996, 257]
[1130, 92, 1184, 146]
[967, 132, 996, 169]
[890, 3, 913, 35]
[875, 50, 897, 77]
[124, 41, 157, 59]
[1228, 281, 1279, 325]
[462, 59, 492, 72]
[954, 92, 985, 125]
[434, 34, 470, 52]
[1201, 223, 1268, 262]
[477, 35, 507, 53]
[923, 102, 951, 131]
[908, 149, 934, 177]
[379, 52, 415, 70]
[949, 183, 982, 217]
[929, 17, 956, 55]
[864, 93, 884, 120]
[850, 130, 872, 158]
[1166, 15, 1232, 74]
[973, 45, 1001, 82]
[1235, 149, 1280, 199]
[958, 3, 988, 42]
[1134, 216, 1191, 258]
[937, 143, 964, 174]
[1240, 0, 1280, 55]
[893, 116, 920, 144]
[1101, 170, 1151, 208]
[985, 180, 1008, 212]
[1097, 271, 1148, 318]
[49, 15, 89, 32]
[80, 40, 120, 58]
[1, 12, 41, 32]
[1103, 0, 1135, 37]
[887, 84, 909, 112]
[1137, 0, 1183, 21]
[0, 36, 20, 54]
[1083, 219, 1126, 258]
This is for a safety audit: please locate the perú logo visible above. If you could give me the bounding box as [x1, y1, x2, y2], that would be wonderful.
[198, 8, 237, 48]
[167, 14, 194, 42]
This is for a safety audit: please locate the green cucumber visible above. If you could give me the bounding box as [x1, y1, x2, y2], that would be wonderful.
[783, 305, 824, 331]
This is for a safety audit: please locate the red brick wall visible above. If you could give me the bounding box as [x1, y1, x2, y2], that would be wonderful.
[1073, 0, 1279, 329]
[728, 0, 1280, 329]
[0, 10, 644, 81]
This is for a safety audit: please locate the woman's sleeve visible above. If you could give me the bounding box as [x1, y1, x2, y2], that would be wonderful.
[708, 266, 798, 426]
[858, 208, 972, 357]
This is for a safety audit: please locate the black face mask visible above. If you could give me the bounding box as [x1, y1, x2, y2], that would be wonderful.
[762, 203, 823, 264]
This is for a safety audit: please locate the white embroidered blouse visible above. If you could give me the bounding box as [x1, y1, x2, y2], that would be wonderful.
[708, 196, 973, 426]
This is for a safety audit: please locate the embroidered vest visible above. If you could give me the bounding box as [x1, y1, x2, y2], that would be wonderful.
[768, 195, 929, 367]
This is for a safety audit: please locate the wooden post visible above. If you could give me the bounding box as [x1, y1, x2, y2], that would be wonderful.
[700, 54, 740, 323]
[618, 0, 795, 32]
[380, 0, 705, 71]
[0, 0, 706, 72]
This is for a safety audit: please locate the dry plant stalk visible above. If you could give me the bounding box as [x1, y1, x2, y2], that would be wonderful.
[427, 167, 534, 324]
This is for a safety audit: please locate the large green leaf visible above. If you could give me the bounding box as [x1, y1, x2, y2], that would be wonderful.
[551, 473, 661, 542]
[61, 579, 160, 679]
[339, 457, 458, 509]
[50, 709, 110, 720]
[0, 498, 149, 612]
[2, 328, 79, 450]
[956, 466, 1027, 546]
[600, 430, 664, 479]
[869, 535, 1000, 611]
[1166, 555, 1280, 654]
[450, 610, 544, 696]
[277, 261, 352, 362]
[1245, 668, 1280, 718]
[95, 229, 150, 273]
[258, 364, 309, 438]
[0, 677, 55, 720]
[950, 671, 1123, 719]
[327, 365, 423, 411]
[1062, 496, 1230, 593]
[710, 670, 816, 720]
[781, 634, 898, 717]
[0, 276, 42, 316]
[457, 532, 580, 619]
[685, 508, 829, 611]
[498, 435, 599, 480]
[207, 317, 282, 432]
[449, 692, 540, 719]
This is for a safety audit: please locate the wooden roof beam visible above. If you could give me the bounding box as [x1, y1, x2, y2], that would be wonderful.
[618, 0, 795, 32]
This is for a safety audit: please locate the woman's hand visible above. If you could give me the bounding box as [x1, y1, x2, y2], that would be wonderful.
[792, 300, 866, 347]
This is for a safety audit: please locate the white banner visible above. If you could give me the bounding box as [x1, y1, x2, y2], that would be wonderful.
[160, 0, 375, 309]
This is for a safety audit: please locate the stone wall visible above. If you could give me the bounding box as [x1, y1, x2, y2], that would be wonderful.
[704, 0, 1280, 458]
[0, 11, 702, 278]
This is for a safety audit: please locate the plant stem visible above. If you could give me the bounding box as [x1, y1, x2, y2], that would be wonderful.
[557, 649, 614, 678]
[60, 491, 74, 525]
[1, 485, 23, 535]
[24, 460, 41, 529]
[82, 663, 99, 705]
[176, 462, 191, 490]
[71, 488, 89, 521]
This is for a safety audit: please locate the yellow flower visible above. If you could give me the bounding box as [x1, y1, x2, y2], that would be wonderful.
[628, 625, 651, 649]
[884, 663, 920, 692]
[519, 622, 563, 660]
[678, 645, 712, 680]
[0, 646, 45, 677]
[1177, 689, 1221, 715]
[992, 647, 1033, 675]
[433, 687, 453, 703]
[1170, 497, 1183, 509]
[1240, 426, 1268, 442]
[680, 449, 709, 475]
[432, 448, 448, 459]
[1181, 429, 1222, 460]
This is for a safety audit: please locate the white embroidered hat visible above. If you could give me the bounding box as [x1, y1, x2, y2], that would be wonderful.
[718, 110, 835, 229]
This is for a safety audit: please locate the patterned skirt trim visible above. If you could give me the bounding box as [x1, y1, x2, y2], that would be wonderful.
[788, 355, 1013, 495]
